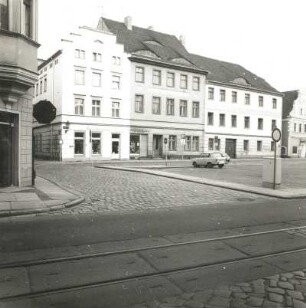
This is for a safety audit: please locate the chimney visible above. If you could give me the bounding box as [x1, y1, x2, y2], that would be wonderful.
[124, 16, 132, 30]
[179, 35, 186, 46]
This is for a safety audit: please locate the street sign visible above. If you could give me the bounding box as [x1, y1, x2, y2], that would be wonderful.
[33, 100, 57, 124]
[272, 128, 281, 142]
[164, 138, 168, 144]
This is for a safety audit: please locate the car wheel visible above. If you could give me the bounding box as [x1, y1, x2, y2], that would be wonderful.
[192, 161, 198, 168]
[207, 162, 213, 168]
[218, 164, 224, 169]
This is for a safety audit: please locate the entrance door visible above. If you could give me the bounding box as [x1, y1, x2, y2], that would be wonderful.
[0, 123, 12, 187]
[153, 135, 162, 158]
[225, 139, 236, 158]
[111, 134, 120, 159]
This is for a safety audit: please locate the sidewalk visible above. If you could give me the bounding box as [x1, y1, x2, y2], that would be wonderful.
[0, 177, 84, 217]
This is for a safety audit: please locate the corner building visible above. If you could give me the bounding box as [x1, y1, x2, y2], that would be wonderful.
[191, 55, 283, 158]
[0, 0, 38, 187]
[98, 17, 208, 159]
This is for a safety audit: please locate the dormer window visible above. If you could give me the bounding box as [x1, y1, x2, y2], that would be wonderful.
[0, 0, 8, 30]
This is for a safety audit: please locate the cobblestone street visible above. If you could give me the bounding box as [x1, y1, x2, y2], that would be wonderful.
[36, 163, 271, 215]
[134, 270, 306, 308]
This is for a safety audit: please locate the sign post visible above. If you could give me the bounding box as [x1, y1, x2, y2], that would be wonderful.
[272, 128, 281, 190]
[164, 137, 168, 166]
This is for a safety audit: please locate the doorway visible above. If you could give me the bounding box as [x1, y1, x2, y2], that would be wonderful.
[153, 135, 162, 158]
[111, 133, 120, 159]
[0, 111, 18, 187]
[225, 138, 236, 158]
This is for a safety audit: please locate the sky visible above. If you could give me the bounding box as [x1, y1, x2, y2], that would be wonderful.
[38, 0, 306, 92]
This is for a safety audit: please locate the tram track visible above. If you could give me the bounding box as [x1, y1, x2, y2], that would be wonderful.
[2, 223, 306, 303]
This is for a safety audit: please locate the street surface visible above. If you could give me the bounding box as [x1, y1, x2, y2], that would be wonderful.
[1, 160, 306, 307]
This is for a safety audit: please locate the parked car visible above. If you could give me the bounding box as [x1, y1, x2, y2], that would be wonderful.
[192, 152, 226, 168]
[220, 152, 231, 163]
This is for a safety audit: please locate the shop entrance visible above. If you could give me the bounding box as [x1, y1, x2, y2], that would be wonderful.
[111, 133, 120, 159]
[0, 111, 18, 187]
[153, 135, 162, 158]
[225, 138, 237, 158]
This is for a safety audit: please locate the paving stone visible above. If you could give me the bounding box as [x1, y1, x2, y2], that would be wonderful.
[230, 299, 247, 308]
[270, 280, 279, 287]
[286, 295, 293, 307]
[263, 299, 283, 308]
[232, 292, 248, 299]
[293, 299, 306, 308]
[207, 296, 230, 307]
[267, 287, 286, 295]
[163, 297, 185, 307]
[269, 292, 284, 303]
[278, 281, 295, 290]
[253, 286, 265, 294]
[287, 290, 304, 300]
[241, 286, 253, 293]
[282, 273, 295, 279]
[246, 296, 264, 307]
[192, 291, 212, 303]
[184, 300, 204, 308]
[181, 293, 194, 300]
[296, 285, 306, 293]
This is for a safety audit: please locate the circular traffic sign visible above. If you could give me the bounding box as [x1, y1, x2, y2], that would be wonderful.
[272, 128, 281, 142]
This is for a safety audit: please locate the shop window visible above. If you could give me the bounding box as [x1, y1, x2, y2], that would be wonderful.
[184, 136, 191, 151]
[0, 0, 8, 30]
[130, 135, 140, 154]
[91, 133, 101, 155]
[292, 146, 298, 154]
[74, 132, 85, 155]
[169, 135, 177, 151]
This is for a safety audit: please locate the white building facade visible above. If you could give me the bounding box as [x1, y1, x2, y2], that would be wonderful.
[191, 55, 283, 158]
[282, 89, 306, 157]
[34, 26, 131, 161]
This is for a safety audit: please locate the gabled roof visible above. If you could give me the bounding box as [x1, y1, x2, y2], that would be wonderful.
[190, 54, 280, 94]
[282, 90, 299, 118]
[97, 18, 201, 71]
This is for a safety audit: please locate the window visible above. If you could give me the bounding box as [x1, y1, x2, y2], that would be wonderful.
[152, 97, 161, 114]
[192, 136, 199, 151]
[273, 98, 277, 109]
[215, 138, 220, 151]
[208, 138, 214, 151]
[271, 120, 276, 130]
[231, 115, 237, 127]
[232, 91, 237, 103]
[219, 114, 225, 126]
[40, 80, 43, 94]
[112, 75, 120, 90]
[93, 52, 102, 62]
[23, 0, 32, 37]
[179, 100, 187, 117]
[220, 89, 226, 102]
[166, 98, 175, 115]
[135, 67, 145, 83]
[208, 112, 214, 125]
[192, 102, 200, 118]
[74, 132, 85, 155]
[75, 49, 85, 59]
[257, 141, 262, 152]
[184, 136, 191, 151]
[169, 135, 177, 151]
[245, 93, 250, 105]
[152, 69, 161, 85]
[208, 87, 214, 100]
[258, 118, 263, 130]
[292, 146, 298, 154]
[0, 0, 8, 30]
[271, 141, 275, 152]
[167, 72, 175, 87]
[130, 135, 140, 154]
[75, 98, 84, 115]
[180, 74, 188, 89]
[294, 123, 297, 132]
[92, 72, 101, 87]
[112, 56, 121, 65]
[259, 96, 264, 107]
[43, 78, 47, 92]
[91, 133, 101, 155]
[192, 76, 200, 91]
[243, 140, 249, 152]
[112, 101, 120, 118]
[75, 69, 85, 85]
[92, 100, 101, 116]
[244, 116, 250, 129]
[299, 123, 302, 133]
[301, 108, 303, 115]
[135, 95, 144, 113]
[304, 124, 306, 133]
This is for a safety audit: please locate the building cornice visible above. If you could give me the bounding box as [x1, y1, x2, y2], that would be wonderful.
[38, 50, 63, 71]
[0, 29, 40, 48]
[207, 80, 283, 97]
[129, 55, 209, 75]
